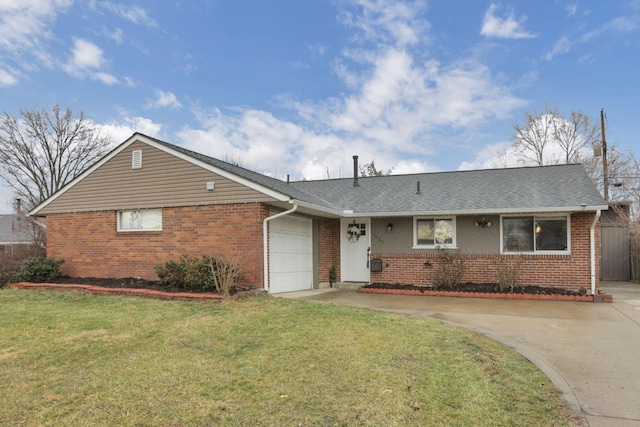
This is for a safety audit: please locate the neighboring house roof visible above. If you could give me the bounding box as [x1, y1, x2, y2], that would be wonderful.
[30, 132, 608, 217]
[0, 215, 32, 245]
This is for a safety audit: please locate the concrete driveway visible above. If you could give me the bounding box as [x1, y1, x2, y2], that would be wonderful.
[280, 281, 640, 427]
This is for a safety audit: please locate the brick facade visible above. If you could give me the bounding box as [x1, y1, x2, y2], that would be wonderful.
[317, 218, 340, 284]
[370, 212, 600, 292]
[46, 203, 270, 287]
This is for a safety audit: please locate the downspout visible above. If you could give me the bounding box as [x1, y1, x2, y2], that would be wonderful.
[263, 204, 298, 293]
[590, 209, 602, 296]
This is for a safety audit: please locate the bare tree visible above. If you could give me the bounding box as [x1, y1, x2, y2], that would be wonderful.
[582, 145, 634, 203]
[0, 105, 112, 210]
[512, 105, 558, 166]
[359, 160, 394, 176]
[553, 110, 600, 164]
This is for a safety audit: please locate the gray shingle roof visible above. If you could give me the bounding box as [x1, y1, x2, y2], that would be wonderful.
[288, 164, 607, 215]
[0, 215, 32, 244]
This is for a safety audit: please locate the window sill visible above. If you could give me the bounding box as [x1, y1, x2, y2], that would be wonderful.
[500, 251, 570, 255]
[412, 246, 458, 250]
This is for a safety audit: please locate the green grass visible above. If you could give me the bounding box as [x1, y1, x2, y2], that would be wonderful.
[0, 289, 578, 426]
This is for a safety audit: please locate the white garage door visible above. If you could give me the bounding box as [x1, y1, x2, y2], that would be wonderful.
[269, 215, 313, 293]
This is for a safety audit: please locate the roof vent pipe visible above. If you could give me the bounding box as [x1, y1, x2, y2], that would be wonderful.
[416, 181, 421, 194]
[353, 155, 360, 187]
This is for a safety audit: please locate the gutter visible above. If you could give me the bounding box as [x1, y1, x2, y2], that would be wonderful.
[590, 209, 602, 296]
[262, 204, 298, 293]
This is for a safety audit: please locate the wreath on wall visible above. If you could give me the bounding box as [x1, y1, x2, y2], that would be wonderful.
[347, 224, 361, 242]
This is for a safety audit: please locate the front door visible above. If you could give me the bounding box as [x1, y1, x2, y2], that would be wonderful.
[340, 218, 371, 282]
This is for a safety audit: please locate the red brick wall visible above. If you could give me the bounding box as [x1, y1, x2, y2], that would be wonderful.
[317, 218, 340, 283]
[370, 212, 600, 292]
[45, 203, 270, 286]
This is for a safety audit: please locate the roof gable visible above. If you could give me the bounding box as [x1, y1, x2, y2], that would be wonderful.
[31, 133, 295, 215]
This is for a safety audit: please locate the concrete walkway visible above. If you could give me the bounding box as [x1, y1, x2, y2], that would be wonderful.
[279, 281, 640, 427]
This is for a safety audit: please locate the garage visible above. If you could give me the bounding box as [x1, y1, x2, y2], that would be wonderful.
[268, 215, 313, 293]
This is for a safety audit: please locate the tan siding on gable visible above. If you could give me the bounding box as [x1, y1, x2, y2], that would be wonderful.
[38, 142, 277, 214]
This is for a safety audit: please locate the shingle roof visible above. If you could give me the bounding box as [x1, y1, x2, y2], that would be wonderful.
[0, 215, 32, 244]
[288, 164, 608, 215]
[147, 134, 606, 215]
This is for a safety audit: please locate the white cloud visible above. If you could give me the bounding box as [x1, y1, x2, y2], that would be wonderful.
[545, 36, 572, 60]
[338, 0, 429, 46]
[146, 90, 183, 110]
[458, 141, 514, 170]
[566, 3, 578, 17]
[0, 0, 72, 82]
[99, 116, 164, 144]
[0, 68, 18, 86]
[63, 38, 122, 85]
[66, 38, 104, 72]
[174, 0, 526, 179]
[546, 13, 640, 60]
[581, 15, 640, 42]
[93, 72, 119, 85]
[0, 0, 71, 51]
[96, 2, 158, 28]
[480, 4, 537, 39]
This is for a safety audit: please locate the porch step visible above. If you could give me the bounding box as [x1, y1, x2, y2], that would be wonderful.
[334, 282, 365, 290]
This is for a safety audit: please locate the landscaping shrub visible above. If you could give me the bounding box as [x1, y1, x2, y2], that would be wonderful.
[0, 254, 21, 287]
[495, 255, 523, 293]
[431, 247, 465, 289]
[156, 254, 242, 294]
[12, 257, 64, 283]
[153, 258, 186, 288]
[155, 255, 214, 291]
[204, 255, 242, 297]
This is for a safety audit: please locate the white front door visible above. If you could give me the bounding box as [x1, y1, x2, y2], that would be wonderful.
[340, 218, 371, 282]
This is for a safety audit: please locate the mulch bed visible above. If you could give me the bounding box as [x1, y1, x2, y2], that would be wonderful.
[8, 276, 264, 300]
[49, 276, 222, 294]
[362, 282, 588, 296]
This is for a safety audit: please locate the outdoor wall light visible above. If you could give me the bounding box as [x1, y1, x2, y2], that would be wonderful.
[475, 219, 492, 228]
[387, 223, 393, 232]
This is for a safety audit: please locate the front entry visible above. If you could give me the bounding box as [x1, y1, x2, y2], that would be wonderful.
[340, 218, 371, 282]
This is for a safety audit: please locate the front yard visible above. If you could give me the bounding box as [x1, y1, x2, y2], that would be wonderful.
[0, 289, 579, 426]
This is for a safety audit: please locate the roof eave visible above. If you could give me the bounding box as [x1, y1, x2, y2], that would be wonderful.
[341, 204, 610, 217]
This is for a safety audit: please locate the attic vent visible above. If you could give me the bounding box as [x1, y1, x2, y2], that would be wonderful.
[132, 150, 142, 169]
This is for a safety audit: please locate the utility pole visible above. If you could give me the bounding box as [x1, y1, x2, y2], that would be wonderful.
[600, 108, 609, 201]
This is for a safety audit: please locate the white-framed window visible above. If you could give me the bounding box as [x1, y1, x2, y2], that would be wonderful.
[413, 216, 456, 248]
[117, 209, 162, 232]
[501, 214, 570, 254]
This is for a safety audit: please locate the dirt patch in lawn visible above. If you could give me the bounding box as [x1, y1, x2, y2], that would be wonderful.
[363, 282, 588, 296]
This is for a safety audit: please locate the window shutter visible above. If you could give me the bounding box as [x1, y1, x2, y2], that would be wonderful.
[132, 150, 142, 169]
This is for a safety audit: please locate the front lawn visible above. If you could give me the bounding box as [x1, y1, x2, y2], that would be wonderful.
[0, 290, 579, 426]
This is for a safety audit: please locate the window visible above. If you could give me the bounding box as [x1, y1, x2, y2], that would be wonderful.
[413, 217, 455, 248]
[502, 215, 569, 253]
[118, 209, 162, 231]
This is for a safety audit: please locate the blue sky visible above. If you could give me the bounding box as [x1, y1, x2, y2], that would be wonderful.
[1, 0, 639, 213]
